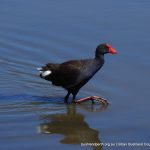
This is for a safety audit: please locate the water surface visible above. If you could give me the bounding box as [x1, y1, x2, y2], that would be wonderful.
[0, 0, 150, 150]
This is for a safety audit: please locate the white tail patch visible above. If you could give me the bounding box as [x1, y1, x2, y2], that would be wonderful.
[37, 67, 42, 71]
[42, 70, 52, 77]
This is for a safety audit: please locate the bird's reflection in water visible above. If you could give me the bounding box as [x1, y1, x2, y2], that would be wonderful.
[39, 104, 108, 150]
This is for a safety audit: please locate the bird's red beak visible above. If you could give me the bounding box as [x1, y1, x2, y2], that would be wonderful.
[109, 47, 117, 54]
[107, 44, 117, 54]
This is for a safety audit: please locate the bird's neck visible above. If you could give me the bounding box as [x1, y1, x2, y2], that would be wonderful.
[95, 54, 104, 63]
[94, 54, 105, 72]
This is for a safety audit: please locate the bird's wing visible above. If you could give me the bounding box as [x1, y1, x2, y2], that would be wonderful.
[51, 61, 81, 87]
[53, 60, 94, 88]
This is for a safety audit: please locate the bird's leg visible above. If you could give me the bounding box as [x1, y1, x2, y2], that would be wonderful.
[72, 94, 76, 103]
[64, 92, 71, 103]
[75, 96, 108, 105]
[72, 90, 79, 103]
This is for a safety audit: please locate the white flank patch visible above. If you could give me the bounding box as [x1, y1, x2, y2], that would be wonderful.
[42, 70, 52, 77]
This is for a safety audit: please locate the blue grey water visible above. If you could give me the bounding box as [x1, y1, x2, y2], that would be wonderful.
[0, 0, 150, 150]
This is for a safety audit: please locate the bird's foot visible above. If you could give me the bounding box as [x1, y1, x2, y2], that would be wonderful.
[75, 96, 109, 106]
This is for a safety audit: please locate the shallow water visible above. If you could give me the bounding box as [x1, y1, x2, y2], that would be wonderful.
[0, 0, 150, 150]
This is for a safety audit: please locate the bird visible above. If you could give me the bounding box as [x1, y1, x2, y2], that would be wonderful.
[37, 43, 117, 103]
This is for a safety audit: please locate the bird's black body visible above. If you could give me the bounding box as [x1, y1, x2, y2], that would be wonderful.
[38, 43, 117, 103]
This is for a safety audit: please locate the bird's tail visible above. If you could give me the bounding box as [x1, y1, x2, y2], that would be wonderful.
[37, 66, 52, 78]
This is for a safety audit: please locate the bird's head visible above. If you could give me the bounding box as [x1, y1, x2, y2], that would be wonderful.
[95, 43, 117, 58]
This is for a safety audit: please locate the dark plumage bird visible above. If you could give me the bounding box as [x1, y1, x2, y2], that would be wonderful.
[37, 43, 117, 103]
